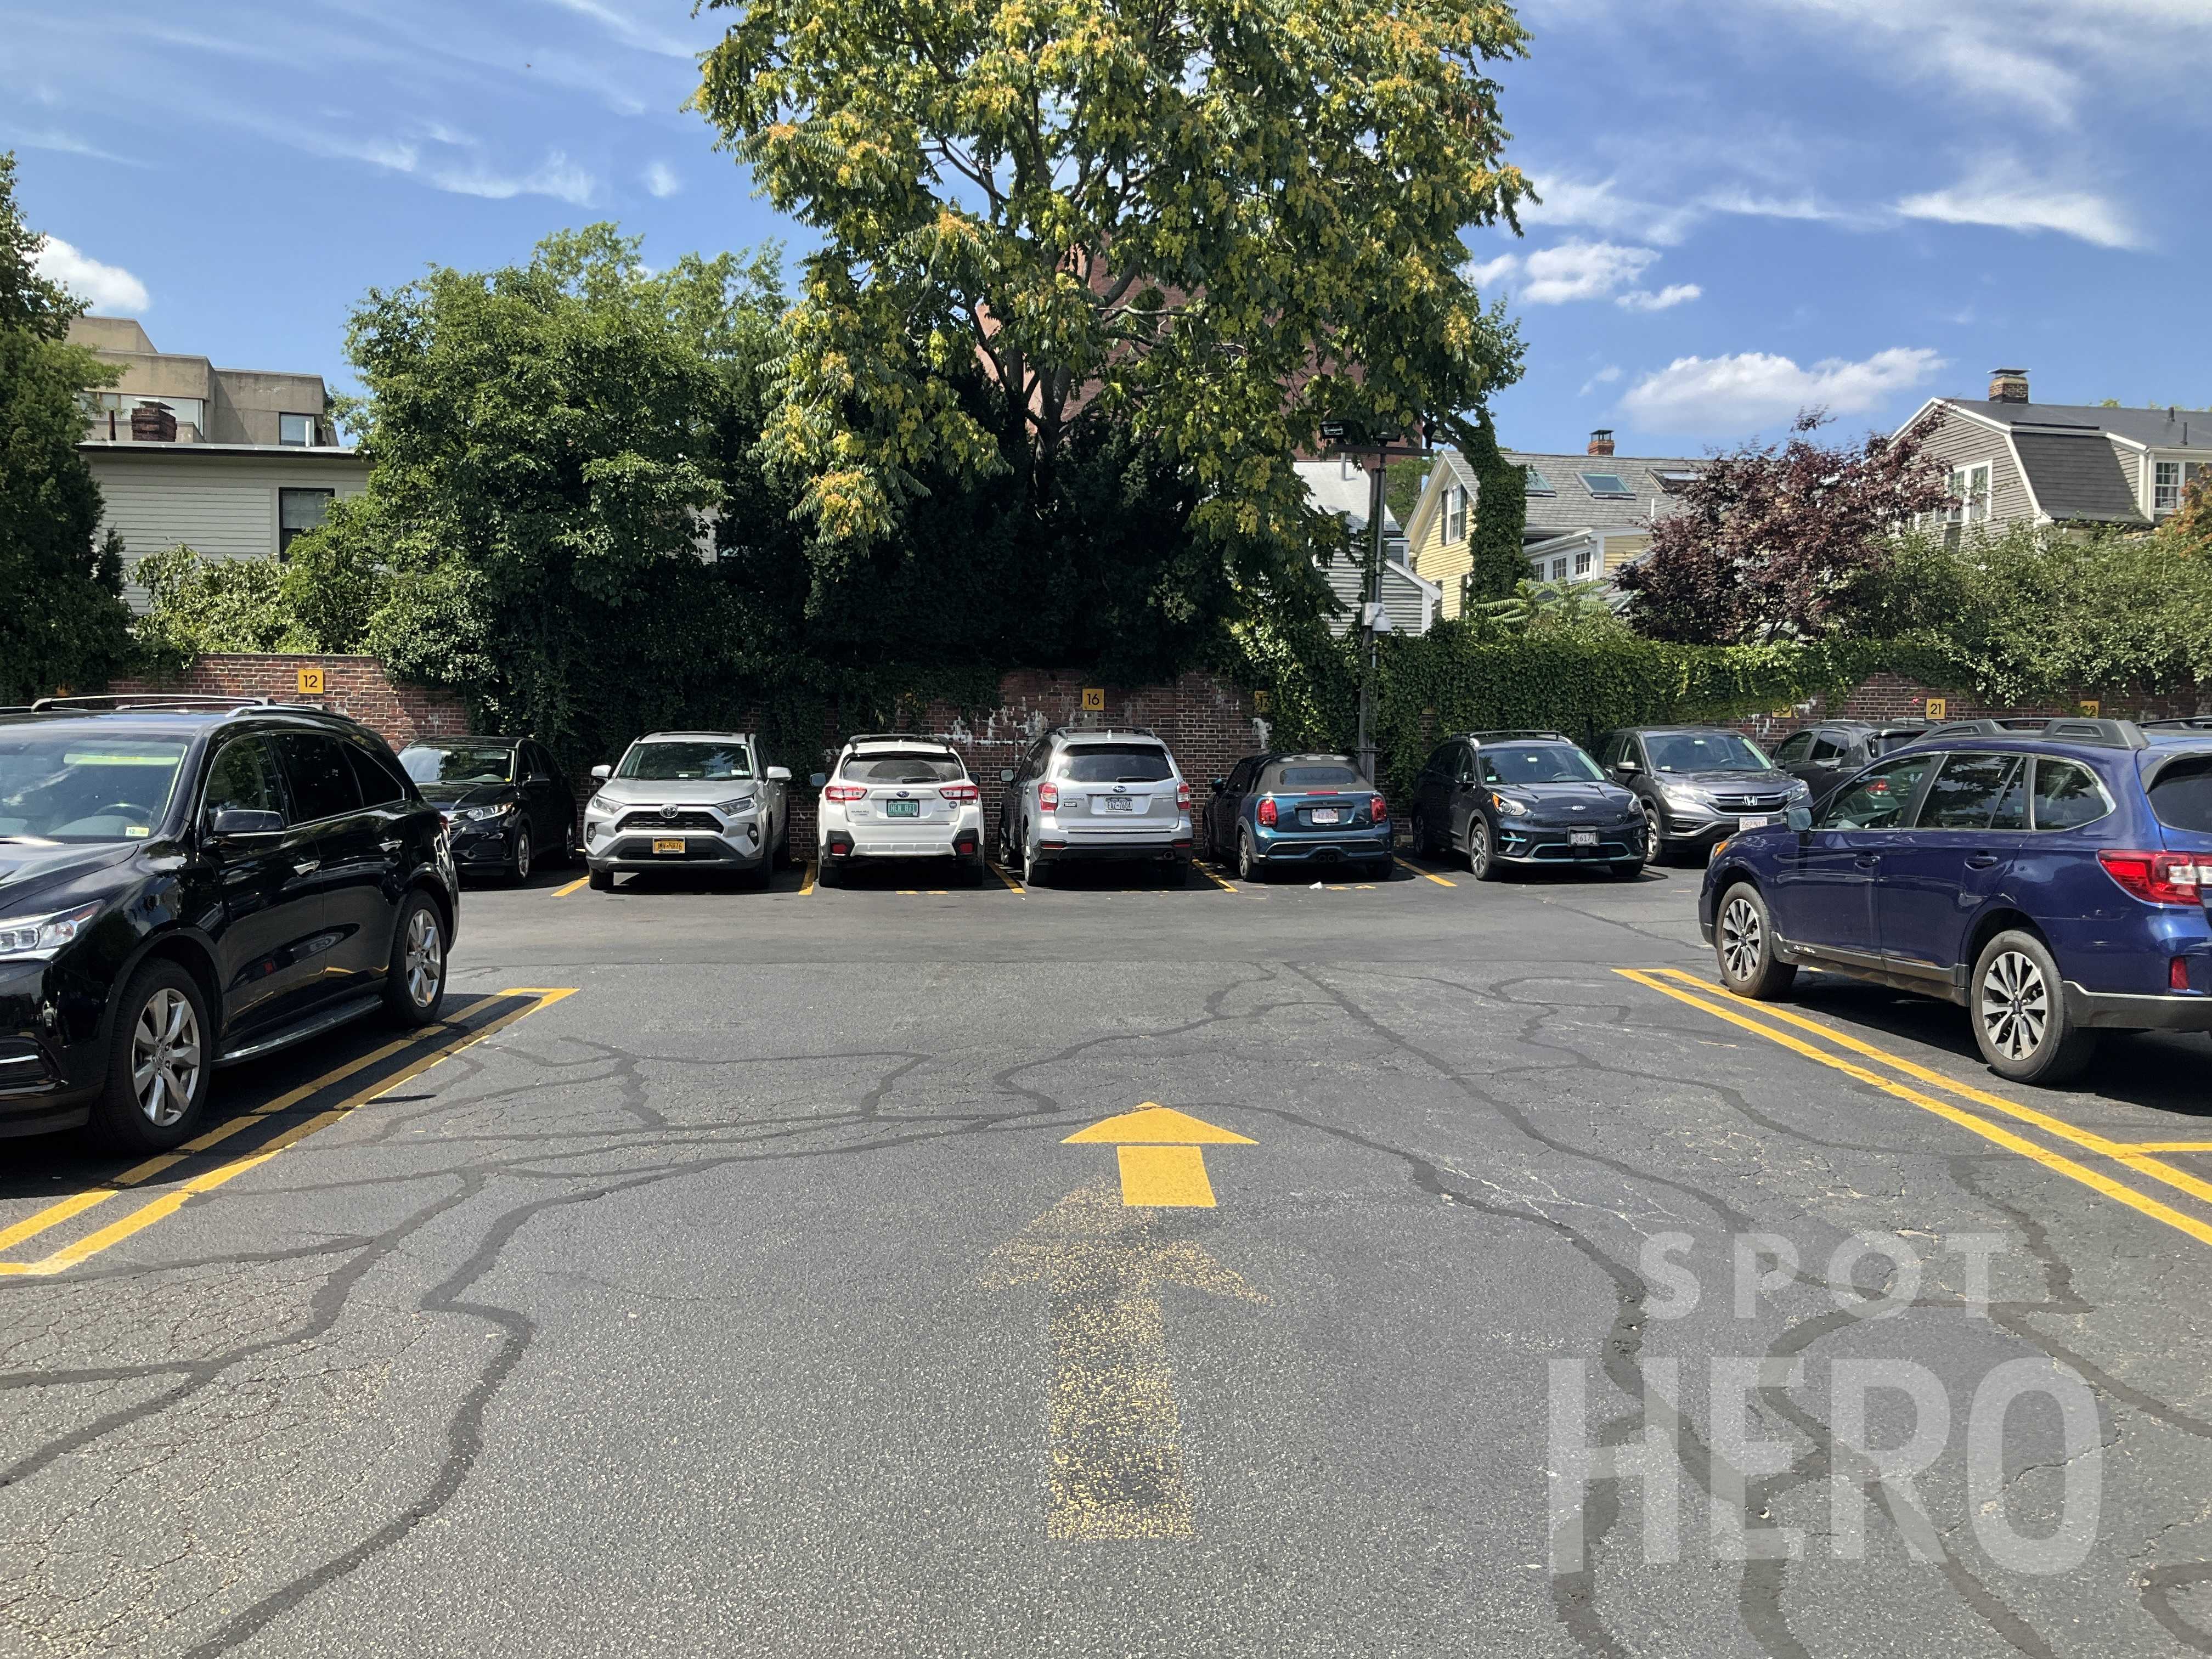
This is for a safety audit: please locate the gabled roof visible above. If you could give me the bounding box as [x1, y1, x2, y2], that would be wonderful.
[1935, 398, 2212, 455]
[2008, 431, 2148, 525]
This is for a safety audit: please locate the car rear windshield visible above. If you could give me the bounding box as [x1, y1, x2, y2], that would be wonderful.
[618, 742, 753, 781]
[843, 753, 965, 783]
[1869, 730, 1927, 757]
[1644, 732, 1771, 773]
[1477, 745, 1603, 786]
[2149, 755, 2212, 832]
[400, 743, 512, 785]
[0, 732, 190, 842]
[1268, 763, 1362, 789]
[1058, 744, 1172, 783]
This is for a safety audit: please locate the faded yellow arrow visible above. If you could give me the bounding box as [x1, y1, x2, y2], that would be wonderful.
[1063, 1103, 1257, 1207]
[993, 1183, 1267, 1540]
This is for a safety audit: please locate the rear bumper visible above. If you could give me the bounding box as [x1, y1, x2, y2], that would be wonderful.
[2063, 982, 2212, 1032]
[1252, 830, 1392, 864]
[825, 835, 980, 861]
[1036, 837, 1192, 864]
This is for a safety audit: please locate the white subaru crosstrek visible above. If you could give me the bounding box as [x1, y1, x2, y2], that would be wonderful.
[815, 736, 986, 885]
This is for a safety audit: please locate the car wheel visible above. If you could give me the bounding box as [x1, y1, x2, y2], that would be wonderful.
[1641, 801, 1668, 867]
[1365, 857, 1393, 882]
[1714, 882, 1796, 1001]
[1972, 930, 2098, 1085]
[588, 866, 613, 892]
[1236, 828, 1261, 883]
[776, 812, 792, 870]
[93, 961, 212, 1153]
[509, 826, 533, 884]
[1466, 816, 1502, 882]
[384, 893, 449, 1028]
[1410, 809, 1434, 857]
[1022, 836, 1047, 888]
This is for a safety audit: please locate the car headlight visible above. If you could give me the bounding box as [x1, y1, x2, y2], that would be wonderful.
[1489, 792, 1530, 816]
[0, 902, 101, 960]
[1661, 786, 1707, 811]
[456, 802, 515, 823]
[1785, 779, 1812, 800]
[717, 794, 758, 816]
[585, 795, 619, 819]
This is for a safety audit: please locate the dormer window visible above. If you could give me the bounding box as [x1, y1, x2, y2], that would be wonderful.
[1579, 471, 1634, 499]
[279, 413, 319, 447]
[1523, 465, 1555, 495]
[2156, 460, 2207, 515]
[1652, 470, 1699, 494]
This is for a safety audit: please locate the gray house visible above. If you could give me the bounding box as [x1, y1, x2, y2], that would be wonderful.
[1900, 369, 2211, 537]
[1295, 458, 1440, 636]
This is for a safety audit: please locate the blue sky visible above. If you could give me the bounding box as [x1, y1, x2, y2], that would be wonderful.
[5, 0, 2208, 460]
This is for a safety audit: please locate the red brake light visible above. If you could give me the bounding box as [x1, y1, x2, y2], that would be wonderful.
[940, 783, 979, 802]
[823, 784, 865, 803]
[2173, 956, 2193, 991]
[1039, 782, 1060, 811]
[1369, 794, 1388, 822]
[2097, 850, 2207, 907]
[1257, 797, 1278, 827]
[1176, 780, 1192, 810]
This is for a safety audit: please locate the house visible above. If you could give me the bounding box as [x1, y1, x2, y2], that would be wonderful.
[69, 317, 370, 606]
[1401, 430, 1702, 618]
[1900, 369, 2211, 537]
[1295, 458, 1441, 636]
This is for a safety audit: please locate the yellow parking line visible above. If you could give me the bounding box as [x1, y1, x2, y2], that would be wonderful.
[552, 874, 590, 897]
[2131, 1143, 2212, 1153]
[1655, 968, 2212, 1210]
[798, 863, 817, 896]
[1615, 969, 2212, 1251]
[1396, 857, 1457, 888]
[0, 989, 575, 1277]
[987, 862, 1025, 896]
[1196, 864, 1238, 893]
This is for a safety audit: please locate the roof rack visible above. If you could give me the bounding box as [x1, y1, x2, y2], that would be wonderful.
[1921, 716, 2148, 751]
[1053, 726, 1163, 742]
[1463, 729, 1568, 744]
[2138, 716, 2212, 731]
[842, 731, 949, 747]
[30, 692, 275, 713]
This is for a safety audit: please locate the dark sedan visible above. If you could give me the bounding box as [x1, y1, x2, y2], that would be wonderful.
[1409, 732, 1645, 881]
[397, 735, 576, 883]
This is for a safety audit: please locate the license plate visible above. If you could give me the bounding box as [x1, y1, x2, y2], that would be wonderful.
[1737, 814, 1775, 830]
[1096, 795, 1136, 813]
[885, 799, 920, 817]
[1570, 830, 1599, 848]
[652, 837, 685, 855]
[1310, 807, 1342, 825]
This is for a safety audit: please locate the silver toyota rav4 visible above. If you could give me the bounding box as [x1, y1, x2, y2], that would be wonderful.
[582, 731, 792, 890]
[994, 726, 1194, 886]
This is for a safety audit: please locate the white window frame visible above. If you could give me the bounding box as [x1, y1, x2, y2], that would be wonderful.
[2155, 459, 2208, 515]
[1573, 549, 1594, 578]
[1947, 463, 1991, 525]
[1446, 484, 1468, 543]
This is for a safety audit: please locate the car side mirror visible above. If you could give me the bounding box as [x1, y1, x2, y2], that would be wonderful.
[1615, 759, 1640, 774]
[1211, 776, 1228, 792]
[809, 772, 828, 789]
[1787, 806, 1813, 833]
[766, 766, 792, 783]
[208, 808, 284, 838]
[998, 769, 1015, 784]
[590, 764, 611, 781]
[526, 772, 551, 786]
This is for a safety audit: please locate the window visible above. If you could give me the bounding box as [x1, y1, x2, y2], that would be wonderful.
[401, 743, 513, 785]
[1946, 464, 1992, 525]
[1446, 484, 1469, 543]
[623, 741, 756, 780]
[279, 488, 334, 557]
[1226, 759, 1259, 793]
[1550, 558, 1568, 581]
[2148, 757, 2212, 832]
[1645, 732, 1773, 773]
[1273, 763, 1362, 788]
[202, 738, 285, 822]
[1476, 745, 1605, 786]
[1579, 472, 1635, 498]
[274, 733, 362, 822]
[1808, 736, 1845, 764]
[1917, 753, 2022, 830]
[345, 741, 412, 808]
[1523, 466, 1555, 495]
[86, 392, 208, 436]
[1597, 733, 1629, 768]
[1653, 469, 1699, 494]
[2030, 760, 2112, 831]
[1057, 744, 1172, 783]
[1573, 549, 1594, 577]
[2155, 460, 2209, 515]
[279, 413, 320, 447]
[1816, 755, 1936, 831]
[1772, 731, 1814, 764]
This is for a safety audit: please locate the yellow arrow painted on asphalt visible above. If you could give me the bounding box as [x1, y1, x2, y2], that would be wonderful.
[1064, 1104, 1255, 1207]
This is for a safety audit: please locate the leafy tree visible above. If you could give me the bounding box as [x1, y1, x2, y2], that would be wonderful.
[1384, 456, 1433, 529]
[694, 0, 1531, 597]
[1460, 406, 1529, 605]
[1616, 410, 1953, 645]
[0, 151, 134, 701]
[2156, 469, 2212, 560]
[133, 545, 305, 672]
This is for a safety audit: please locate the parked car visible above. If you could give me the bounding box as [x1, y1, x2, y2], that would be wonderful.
[397, 735, 576, 884]
[1596, 727, 1810, 864]
[1408, 731, 1645, 881]
[583, 731, 792, 890]
[1702, 716, 2212, 1085]
[995, 727, 1194, 886]
[0, 695, 456, 1150]
[1204, 752, 1391, 882]
[1767, 720, 1931, 810]
[816, 735, 984, 885]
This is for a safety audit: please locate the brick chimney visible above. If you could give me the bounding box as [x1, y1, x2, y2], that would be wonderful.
[1988, 368, 2030, 404]
[1587, 428, 1615, 456]
[129, 402, 178, 442]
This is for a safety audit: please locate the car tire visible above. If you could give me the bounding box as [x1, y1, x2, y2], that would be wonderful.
[383, 891, 448, 1028]
[1366, 858, 1393, 882]
[775, 812, 792, 870]
[1641, 801, 1668, 867]
[1236, 828, 1262, 883]
[1022, 837, 1047, 888]
[1713, 882, 1795, 1001]
[1971, 930, 2098, 1086]
[1466, 816, 1502, 882]
[1410, 809, 1434, 858]
[92, 960, 213, 1153]
[508, 826, 533, 884]
[588, 866, 613, 892]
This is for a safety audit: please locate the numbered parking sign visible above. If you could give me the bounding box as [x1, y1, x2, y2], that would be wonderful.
[1924, 697, 1946, 721]
[2079, 699, 2100, 718]
[1081, 686, 1104, 712]
[297, 666, 325, 696]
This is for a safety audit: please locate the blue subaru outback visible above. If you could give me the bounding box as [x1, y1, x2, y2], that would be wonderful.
[1699, 716, 2212, 1085]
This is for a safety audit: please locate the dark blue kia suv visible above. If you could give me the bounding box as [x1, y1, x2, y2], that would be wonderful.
[1699, 717, 2212, 1084]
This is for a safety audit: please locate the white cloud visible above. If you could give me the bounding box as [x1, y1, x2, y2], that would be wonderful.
[262, 121, 599, 205]
[33, 236, 149, 313]
[1462, 253, 1520, 290]
[425, 149, 596, 205]
[642, 160, 681, 199]
[1621, 347, 1946, 431]
[1579, 365, 1623, 397]
[1521, 174, 1699, 246]
[1895, 157, 2144, 250]
[537, 0, 698, 58]
[1617, 284, 1702, 312]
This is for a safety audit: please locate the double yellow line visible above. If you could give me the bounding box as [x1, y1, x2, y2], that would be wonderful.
[1617, 967, 2212, 1251]
[0, 988, 574, 1278]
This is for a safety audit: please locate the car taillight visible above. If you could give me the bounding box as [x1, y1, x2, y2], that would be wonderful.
[2097, 850, 2208, 907]
[2173, 956, 2193, 991]
[823, 785, 866, 803]
[1257, 797, 1278, 827]
[1039, 783, 1060, 811]
[1176, 780, 1192, 810]
[940, 783, 979, 802]
[1368, 794, 1388, 822]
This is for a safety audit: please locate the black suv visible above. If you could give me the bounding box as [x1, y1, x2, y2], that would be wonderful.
[1595, 726, 1810, 864]
[397, 734, 577, 883]
[0, 696, 458, 1150]
[1408, 731, 1645, 880]
[1769, 720, 1931, 810]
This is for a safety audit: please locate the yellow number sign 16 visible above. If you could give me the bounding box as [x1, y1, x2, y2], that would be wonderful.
[1080, 686, 1104, 712]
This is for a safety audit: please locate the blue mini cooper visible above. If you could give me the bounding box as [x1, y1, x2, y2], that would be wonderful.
[1204, 752, 1392, 881]
[1700, 717, 2212, 1084]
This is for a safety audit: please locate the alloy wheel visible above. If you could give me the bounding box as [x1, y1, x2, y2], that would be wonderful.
[404, 907, 444, 1009]
[1643, 803, 1663, 859]
[1467, 819, 1490, 876]
[1237, 831, 1258, 882]
[130, 988, 202, 1128]
[514, 830, 532, 882]
[1720, 895, 1763, 984]
[1980, 950, 2049, 1061]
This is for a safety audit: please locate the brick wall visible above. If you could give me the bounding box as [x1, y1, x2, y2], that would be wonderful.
[1728, 671, 2207, 748]
[105, 655, 469, 751]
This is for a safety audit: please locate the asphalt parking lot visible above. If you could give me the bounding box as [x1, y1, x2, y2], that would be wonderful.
[5, 851, 2211, 1657]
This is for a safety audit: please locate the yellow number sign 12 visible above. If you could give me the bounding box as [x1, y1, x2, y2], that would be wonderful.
[297, 666, 325, 696]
